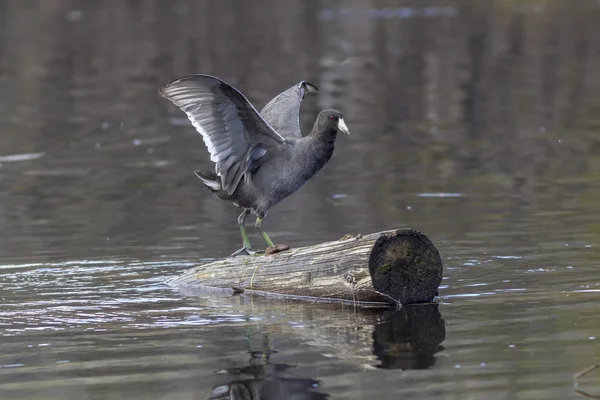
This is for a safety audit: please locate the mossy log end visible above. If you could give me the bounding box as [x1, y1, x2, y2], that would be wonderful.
[166, 229, 443, 306]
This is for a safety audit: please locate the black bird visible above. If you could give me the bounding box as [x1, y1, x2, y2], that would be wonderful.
[159, 74, 349, 257]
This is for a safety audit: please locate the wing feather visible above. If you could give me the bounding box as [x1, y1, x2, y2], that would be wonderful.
[260, 81, 319, 139]
[159, 74, 287, 194]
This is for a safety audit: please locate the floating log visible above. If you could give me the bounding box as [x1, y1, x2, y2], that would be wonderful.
[166, 228, 443, 306]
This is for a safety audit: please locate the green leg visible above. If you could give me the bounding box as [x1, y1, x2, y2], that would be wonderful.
[255, 216, 275, 248]
[240, 219, 252, 250]
[230, 209, 256, 257]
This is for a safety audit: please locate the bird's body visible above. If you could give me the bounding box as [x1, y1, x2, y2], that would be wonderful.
[196, 123, 337, 217]
[159, 74, 349, 256]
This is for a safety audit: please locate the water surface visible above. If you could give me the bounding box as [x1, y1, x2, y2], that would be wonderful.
[1, 1, 600, 399]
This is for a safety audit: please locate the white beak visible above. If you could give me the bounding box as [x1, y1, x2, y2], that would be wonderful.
[337, 117, 350, 135]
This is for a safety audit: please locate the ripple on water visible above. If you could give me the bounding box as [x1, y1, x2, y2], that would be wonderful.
[0, 260, 216, 334]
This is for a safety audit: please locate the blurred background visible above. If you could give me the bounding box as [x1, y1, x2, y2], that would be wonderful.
[1, 0, 599, 261]
[1, 1, 600, 399]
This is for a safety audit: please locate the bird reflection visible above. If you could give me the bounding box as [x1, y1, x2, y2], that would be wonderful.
[372, 304, 445, 370]
[207, 333, 328, 400]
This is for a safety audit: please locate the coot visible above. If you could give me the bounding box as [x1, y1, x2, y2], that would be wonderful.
[159, 75, 349, 256]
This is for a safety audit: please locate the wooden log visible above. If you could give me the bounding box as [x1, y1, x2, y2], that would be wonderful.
[166, 228, 443, 306]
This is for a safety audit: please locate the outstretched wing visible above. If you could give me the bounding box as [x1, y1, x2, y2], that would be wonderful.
[260, 81, 319, 139]
[159, 74, 286, 195]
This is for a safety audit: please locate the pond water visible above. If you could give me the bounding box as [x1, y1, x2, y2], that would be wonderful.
[1, 1, 600, 399]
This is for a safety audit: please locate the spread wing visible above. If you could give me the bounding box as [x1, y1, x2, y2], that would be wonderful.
[260, 81, 319, 139]
[159, 74, 287, 195]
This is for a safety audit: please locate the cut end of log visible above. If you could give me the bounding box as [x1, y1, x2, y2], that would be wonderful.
[368, 229, 443, 304]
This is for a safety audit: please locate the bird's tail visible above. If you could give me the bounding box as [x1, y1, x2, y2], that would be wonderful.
[194, 170, 222, 192]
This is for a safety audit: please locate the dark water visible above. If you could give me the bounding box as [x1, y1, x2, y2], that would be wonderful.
[1, 1, 600, 398]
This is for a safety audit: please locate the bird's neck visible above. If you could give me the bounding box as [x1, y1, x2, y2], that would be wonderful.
[303, 129, 336, 166]
[309, 124, 338, 144]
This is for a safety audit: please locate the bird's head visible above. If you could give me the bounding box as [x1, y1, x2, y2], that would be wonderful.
[318, 109, 350, 135]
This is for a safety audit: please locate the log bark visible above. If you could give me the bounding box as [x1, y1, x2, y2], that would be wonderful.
[166, 228, 443, 306]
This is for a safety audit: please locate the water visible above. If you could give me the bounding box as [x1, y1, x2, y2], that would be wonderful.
[1, 0, 600, 398]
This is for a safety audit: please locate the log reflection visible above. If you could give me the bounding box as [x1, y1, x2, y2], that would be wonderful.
[372, 304, 445, 370]
[204, 299, 446, 399]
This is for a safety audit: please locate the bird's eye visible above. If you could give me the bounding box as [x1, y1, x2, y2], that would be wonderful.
[329, 115, 336, 120]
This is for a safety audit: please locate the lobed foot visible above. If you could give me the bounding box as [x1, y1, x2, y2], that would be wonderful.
[230, 247, 257, 258]
[265, 244, 290, 255]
